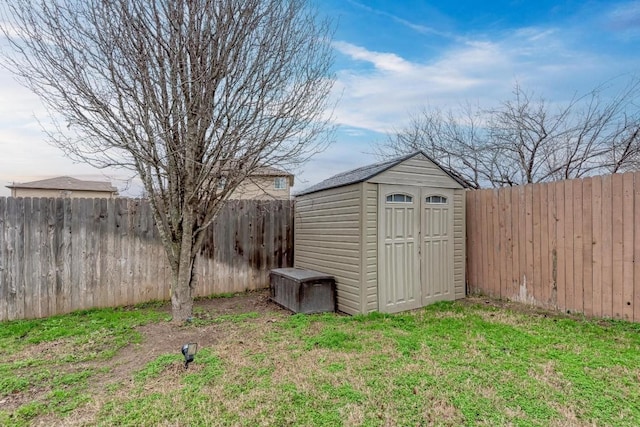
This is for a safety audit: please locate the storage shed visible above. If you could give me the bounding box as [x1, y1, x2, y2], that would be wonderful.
[294, 151, 467, 314]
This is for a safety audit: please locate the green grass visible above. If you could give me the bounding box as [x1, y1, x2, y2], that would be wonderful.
[0, 306, 165, 426]
[1, 298, 639, 426]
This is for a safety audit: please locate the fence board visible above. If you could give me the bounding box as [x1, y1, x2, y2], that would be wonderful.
[69, 198, 80, 312]
[572, 179, 583, 314]
[45, 198, 56, 318]
[465, 192, 480, 294]
[87, 199, 97, 310]
[18, 198, 29, 320]
[582, 178, 593, 317]
[592, 177, 603, 317]
[115, 198, 127, 307]
[23, 198, 34, 319]
[554, 182, 565, 311]
[622, 173, 634, 320]
[532, 184, 542, 304]
[496, 190, 505, 297]
[502, 189, 513, 299]
[487, 190, 500, 296]
[466, 171, 640, 322]
[61, 198, 72, 314]
[546, 183, 556, 308]
[130, 200, 141, 306]
[523, 185, 533, 302]
[33, 198, 44, 318]
[7, 198, 19, 320]
[509, 186, 519, 299]
[539, 184, 550, 307]
[470, 191, 479, 293]
[634, 172, 640, 322]
[610, 174, 622, 318]
[563, 181, 574, 314]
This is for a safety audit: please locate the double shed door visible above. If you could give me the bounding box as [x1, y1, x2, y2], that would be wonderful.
[378, 184, 454, 313]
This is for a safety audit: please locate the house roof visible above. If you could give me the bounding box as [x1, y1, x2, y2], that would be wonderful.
[252, 166, 292, 177]
[295, 151, 469, 196]
[6, 176, 118, 193]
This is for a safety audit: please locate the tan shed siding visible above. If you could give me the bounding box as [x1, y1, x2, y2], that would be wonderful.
[294, 184, 363, 315]
[453, 189, 466, 298]
[364, 183, 379, 312]
[369, 155, 463, 189]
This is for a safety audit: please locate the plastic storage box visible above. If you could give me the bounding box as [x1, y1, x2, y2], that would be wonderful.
[269, 268, 336, 314]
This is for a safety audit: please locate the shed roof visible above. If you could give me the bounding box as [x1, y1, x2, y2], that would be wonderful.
[6, 176, 118, 193]
[296, 151, 468, 196]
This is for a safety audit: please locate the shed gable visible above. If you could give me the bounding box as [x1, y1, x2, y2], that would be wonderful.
[368, 153, 463, 189]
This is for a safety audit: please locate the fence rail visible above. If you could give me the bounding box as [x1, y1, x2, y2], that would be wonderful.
[466, 172, 640, 322]
[0, 197, 293, 321]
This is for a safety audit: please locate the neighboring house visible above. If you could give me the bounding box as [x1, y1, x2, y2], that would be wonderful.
[6, 176, 118, 199]
[228, 166, 294, 200]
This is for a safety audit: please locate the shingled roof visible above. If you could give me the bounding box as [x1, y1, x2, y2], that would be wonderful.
[251, 166, 292, 176]
[7, 176, 118, 193]
[296, 151, 469, 196]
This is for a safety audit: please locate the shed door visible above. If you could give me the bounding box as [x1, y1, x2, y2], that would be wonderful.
[378, 185, 421, 313]
[378, 185, 455, 313]
[421, 188, 455, 304]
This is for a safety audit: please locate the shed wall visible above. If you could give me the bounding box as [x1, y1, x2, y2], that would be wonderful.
[453, 189, 466, 298]
[294, 184, 363, 314]
[369, 155, 463, 189]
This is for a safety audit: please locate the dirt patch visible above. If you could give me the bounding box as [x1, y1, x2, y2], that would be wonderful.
[195, 289, 285, 315]
[91, 290, 289, 388]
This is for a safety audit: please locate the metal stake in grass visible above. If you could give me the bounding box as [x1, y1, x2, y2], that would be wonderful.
[181, 343, 198, 369]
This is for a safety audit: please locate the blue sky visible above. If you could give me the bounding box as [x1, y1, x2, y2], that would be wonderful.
[305, 0, 640, 188]
[1, 0, 639, 195]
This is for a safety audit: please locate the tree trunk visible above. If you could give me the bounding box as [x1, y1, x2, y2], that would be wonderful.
[170, 266, 194, 323]
[170, 218, 197, 323]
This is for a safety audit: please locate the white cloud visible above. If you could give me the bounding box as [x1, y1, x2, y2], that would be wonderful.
[333, 41, 414, 73]
[329, 25, 620, 135]
[331, 41, 502, 132]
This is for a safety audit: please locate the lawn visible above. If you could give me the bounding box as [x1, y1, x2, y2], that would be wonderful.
[1, 292, 639, 426]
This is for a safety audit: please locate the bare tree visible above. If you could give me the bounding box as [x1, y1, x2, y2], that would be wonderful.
[377, 102, 488, 189]
[1, 0, 334, 322]
[380, 80, 640, 188]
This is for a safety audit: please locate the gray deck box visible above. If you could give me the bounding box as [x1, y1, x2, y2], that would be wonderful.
[270, 268, 336, 314]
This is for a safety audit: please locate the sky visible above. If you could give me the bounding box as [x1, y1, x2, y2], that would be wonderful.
[1, 0, 639, 196]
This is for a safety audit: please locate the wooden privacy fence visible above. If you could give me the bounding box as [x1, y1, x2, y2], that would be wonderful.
[0, 197, 293, 321]
[466, 172, 640, 322]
